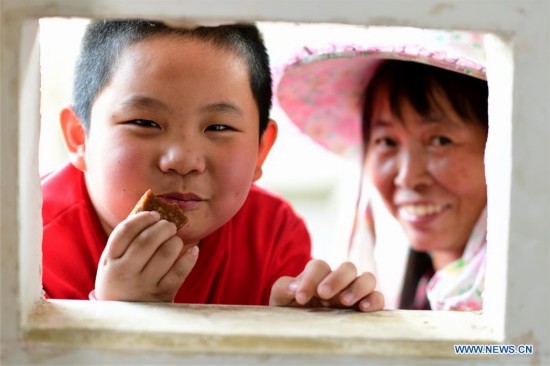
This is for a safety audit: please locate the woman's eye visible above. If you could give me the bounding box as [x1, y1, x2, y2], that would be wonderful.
[431, 135, 453, 146]
[374, 137, 397, 148]
[130, 119, 159, 128]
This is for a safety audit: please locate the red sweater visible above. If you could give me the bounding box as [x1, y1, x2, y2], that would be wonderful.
[42, 163, 312, 305]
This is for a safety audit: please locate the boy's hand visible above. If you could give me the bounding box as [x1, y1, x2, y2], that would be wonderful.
[94, 211, 198, 302]
[270, 259, 384, 312]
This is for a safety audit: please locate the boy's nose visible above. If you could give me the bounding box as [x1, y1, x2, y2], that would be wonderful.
[393, 147, 432, 189]
[159, 141, 206, 177]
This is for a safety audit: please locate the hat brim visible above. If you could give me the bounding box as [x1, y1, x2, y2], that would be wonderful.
[276, 48, 486, 159]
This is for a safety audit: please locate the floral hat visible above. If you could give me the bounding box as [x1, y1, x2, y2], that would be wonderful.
[275, 28, 487, 159]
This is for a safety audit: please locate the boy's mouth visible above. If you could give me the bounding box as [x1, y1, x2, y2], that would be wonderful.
[158, 192, 204, 210]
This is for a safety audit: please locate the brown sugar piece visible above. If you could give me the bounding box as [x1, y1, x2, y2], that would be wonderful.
[131, 189, 188, 230]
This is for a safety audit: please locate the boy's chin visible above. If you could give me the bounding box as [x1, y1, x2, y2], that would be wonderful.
[176, 230, 197, 244]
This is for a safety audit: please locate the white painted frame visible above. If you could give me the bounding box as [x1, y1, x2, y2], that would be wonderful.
[1, 1, 548, 365]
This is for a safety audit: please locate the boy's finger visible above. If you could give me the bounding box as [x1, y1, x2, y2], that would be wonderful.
[316, 262, 358, 300]
[157, 244, 200, 295]
[295, 259, 331, 305]
[105, 211, 161, 259]
[338, 271, 377, 306]
[357, 290, 385, 312]
[269, 276, 298, 306]
[140, 235, 184, 281]
[122, 219, 178, 270]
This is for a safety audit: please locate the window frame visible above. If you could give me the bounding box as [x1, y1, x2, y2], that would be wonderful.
[1, 1, 548, 364]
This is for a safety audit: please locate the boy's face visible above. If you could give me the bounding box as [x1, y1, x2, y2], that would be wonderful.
[71, 36, 274, 245]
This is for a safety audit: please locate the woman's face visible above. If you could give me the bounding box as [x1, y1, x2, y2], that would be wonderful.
[365, 86, 488, 266]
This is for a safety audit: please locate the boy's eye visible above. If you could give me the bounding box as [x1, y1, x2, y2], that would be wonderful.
[129, 119, 160, 128]
[206, 124, 233, 132]
[431, 135, 453, 146]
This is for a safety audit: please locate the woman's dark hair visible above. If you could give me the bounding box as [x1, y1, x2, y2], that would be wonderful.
[399, 249, 434, 310]
[72, 19, 272, 137]
[361, 60, 489, 150]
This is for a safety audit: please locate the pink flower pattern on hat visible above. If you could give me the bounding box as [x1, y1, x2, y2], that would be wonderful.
[276, 29, 486, 159]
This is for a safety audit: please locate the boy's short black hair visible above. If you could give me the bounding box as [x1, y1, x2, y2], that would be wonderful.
[73, 19, 272, 137]
[361, 60, 489, 146]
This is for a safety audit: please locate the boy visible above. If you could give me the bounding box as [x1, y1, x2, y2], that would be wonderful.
[42, 19, 383, 311]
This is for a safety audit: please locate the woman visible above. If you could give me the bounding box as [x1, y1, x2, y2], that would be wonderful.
[276, 30, 488, 310]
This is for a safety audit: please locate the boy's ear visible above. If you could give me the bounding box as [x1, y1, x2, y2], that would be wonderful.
[59, 106, 87, 172]
[253, 119, 278, 181]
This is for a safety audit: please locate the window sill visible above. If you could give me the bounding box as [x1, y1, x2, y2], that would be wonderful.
[24, 299, 497, 359]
